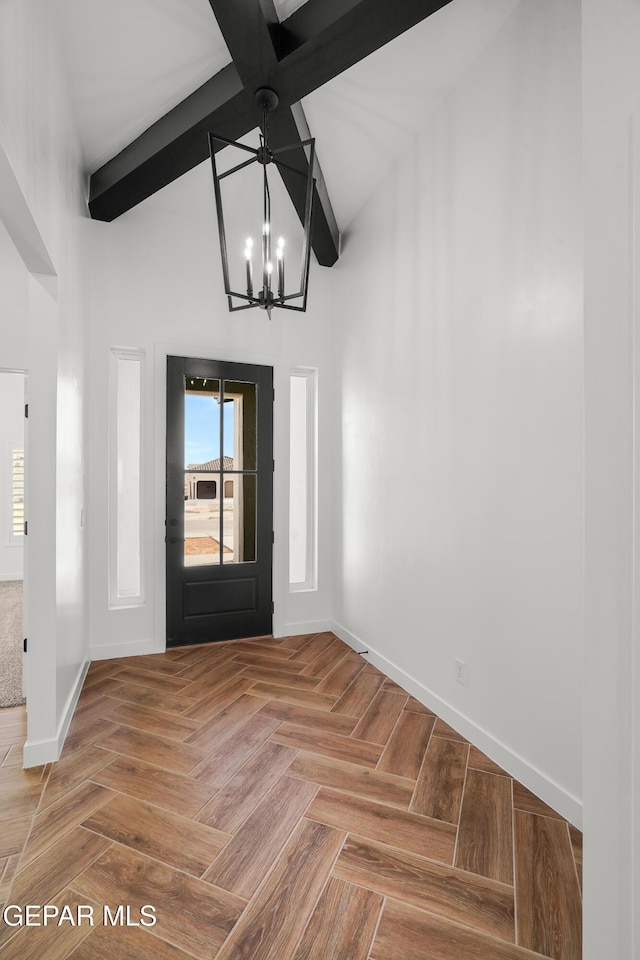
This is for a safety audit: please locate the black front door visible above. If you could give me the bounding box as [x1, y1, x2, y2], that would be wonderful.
[166, 355, 273, 646]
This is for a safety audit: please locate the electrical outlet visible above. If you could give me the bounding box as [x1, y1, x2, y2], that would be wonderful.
[455, 658, 467, 685]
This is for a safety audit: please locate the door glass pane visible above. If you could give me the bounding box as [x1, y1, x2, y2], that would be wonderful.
[184, 472, 222, 566]
[223, 381, 257, 471]
[184, 376, 223, 567]
[222, 474, 257, 564]
[185, 377, 221, 468]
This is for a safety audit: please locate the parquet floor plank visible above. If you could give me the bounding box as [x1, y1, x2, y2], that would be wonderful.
[9, 826, 112, 909]
[314, 654, 366, 697]
[105, 666, 192, 693]
[249, 680, 338, 711]
[82, 792, 230, 876]
[105, 654, 189, 677]
[433, 717, 469, 742]
[288, 752, 414, 809]
[468, 744, 510, 777]
[231, 652, 307, 672]
[0, 633, 582, 960]
[405, 696, 435, 715]
[99, 681, 195, 715]
[371, 899, 550, 960]
[220, 639, 295, 659]
[76, 676, 126, 705]
[513, 781, 565, 820]
[176, 659, 248, 700]
[20, 780, 115, 867]
[69, 925, 196, 960]
[271, 722, 382, 768]
[214, 818, 346, 960]
[90, 755, 217, 817]
[195, 741, 298, 833]
[105, 701, 201, 741]
[514, 810, 582, 960]
[377, 709, 435, 779]
[180, 676, 257, 722]
[291, 875, 383, 960]
[184, 693, 265, 748]
[334, 835, 515, 942]
[276, 632, 319, 650]
[351, 689, 407, 744]
[0, 766, 46, 822]
[239, 664, 323, 687]
[98, 724, 206, 774]
[298, 639, 350, 678]
[0, 723, 30, 747]
[72, 842, 244, 960]
[455, 768, 514, 884]
[61, 717, 121, 755]
[1, 745, 22, 768]
[330, 670, 385, 718]
[203, 775, 319, 898]
[258, 699, 358, 735]
[307, 787, 456, 863]
[0, 816, 31, 857]
[67, 695, 119, 731]
[568, 823, 583, 891]
[191, 715, 281, 787]
[410, 736, 469, 824]
[286, 632, 340, 664]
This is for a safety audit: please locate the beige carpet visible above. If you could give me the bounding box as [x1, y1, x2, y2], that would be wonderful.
[0, 580, 24, 708]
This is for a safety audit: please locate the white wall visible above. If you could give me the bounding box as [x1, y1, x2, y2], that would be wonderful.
[0, 0, 89, 765]
[0, 372, 25, 580]
[331, 0, 582, 823]
[583, 1, 640, 955]
[83, 160, 335, 659]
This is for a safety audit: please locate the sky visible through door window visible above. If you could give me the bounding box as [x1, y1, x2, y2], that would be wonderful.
[185, 395, 234, 466]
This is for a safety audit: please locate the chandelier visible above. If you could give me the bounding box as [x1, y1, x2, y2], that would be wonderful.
[208, 88, 316, 317]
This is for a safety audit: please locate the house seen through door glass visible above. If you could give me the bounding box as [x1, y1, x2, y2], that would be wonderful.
[183, 378, 257, 565]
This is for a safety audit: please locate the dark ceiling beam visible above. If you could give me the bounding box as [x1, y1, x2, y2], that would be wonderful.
[207, 0, 339, 265]
[278, 0, 455, 99]
[206, 0, 280, 92]
[89, 0, 454, 259]
[269, 102, 339, 265]
[89, 66, 252, 222]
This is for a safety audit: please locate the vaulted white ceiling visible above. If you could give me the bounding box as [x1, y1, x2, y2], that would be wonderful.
[54, 0, 521, 233]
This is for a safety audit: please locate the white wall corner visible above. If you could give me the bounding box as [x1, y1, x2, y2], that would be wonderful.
[330, 619, 583, 829]
[22, 659, 90, 768]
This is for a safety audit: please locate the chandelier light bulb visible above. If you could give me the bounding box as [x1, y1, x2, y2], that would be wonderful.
[263, 222, 270, 236]
[266, 261, 273, 274]
[246, 236, 254, 248]
[244, 246, 252, 260]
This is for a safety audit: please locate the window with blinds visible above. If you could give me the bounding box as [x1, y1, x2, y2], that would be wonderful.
[11, 449, 24, 538]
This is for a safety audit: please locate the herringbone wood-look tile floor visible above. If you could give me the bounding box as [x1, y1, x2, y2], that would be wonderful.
[0, 633, 582, 959]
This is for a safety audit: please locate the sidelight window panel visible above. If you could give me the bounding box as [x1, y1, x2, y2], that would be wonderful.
[109, 349, 144, 605]
[289, 368, 317, 590]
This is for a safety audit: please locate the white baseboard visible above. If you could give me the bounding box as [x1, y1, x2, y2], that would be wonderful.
[90, 637, 165, 661]
[330, 619, 583, 829]
[0, 573, 22, 581]
[277, 619, 331, 639]
[22, 659, 90, 768]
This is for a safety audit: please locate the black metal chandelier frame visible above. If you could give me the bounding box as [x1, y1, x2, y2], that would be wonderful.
[208, 88, 316, 315]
